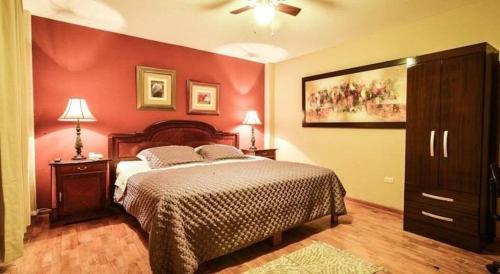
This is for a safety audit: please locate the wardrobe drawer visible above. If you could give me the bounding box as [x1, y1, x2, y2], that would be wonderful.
[404, 218, 484, 251]
[404, 188, 478, 215]
[404, 200, 478, 235]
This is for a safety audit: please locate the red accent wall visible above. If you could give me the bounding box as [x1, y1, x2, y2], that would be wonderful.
[32, 16, 265, 209]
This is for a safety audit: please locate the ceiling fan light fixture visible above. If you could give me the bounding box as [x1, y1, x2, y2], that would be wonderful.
[253, 3, 275, 25]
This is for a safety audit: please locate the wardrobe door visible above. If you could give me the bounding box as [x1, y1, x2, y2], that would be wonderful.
[405, 60, 441, 192]
[439, 53, 485, 194]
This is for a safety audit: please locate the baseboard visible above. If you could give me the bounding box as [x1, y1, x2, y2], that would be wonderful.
[345, 196, 403, 216]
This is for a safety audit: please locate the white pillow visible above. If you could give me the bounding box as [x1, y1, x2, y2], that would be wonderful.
[136, 154, 147, 161]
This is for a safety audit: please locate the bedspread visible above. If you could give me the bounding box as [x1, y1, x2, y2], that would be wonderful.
[121, 160, 346, 274]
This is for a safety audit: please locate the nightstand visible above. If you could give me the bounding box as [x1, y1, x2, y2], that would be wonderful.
[242, 148, 277, 160]
[49, 159, 110, 224]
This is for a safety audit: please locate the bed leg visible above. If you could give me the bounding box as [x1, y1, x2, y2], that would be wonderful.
[272, 232, 283, 246]
[331, 214, 339, 227]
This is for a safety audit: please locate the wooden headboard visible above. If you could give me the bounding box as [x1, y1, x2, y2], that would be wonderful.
[108, 120, 239, 183]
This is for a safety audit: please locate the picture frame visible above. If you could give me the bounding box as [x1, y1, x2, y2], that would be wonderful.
[136, 66, 176, 110]
[187, 80, 220, 115]
[302, 58, 407, 128]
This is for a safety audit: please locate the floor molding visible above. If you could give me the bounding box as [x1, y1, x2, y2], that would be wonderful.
[345, 196, 403, 216]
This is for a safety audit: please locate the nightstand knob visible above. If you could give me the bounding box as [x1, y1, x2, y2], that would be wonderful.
[77, 166, 88, 171]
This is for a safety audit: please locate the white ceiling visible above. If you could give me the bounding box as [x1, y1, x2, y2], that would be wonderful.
[24, 0, 475, 63]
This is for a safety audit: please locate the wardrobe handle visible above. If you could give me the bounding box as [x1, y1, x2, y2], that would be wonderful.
[422, 211, 453, 222]
[443, 130, 448, 158]
[422, 192, 454, 202]
[430, 130, 435, 157]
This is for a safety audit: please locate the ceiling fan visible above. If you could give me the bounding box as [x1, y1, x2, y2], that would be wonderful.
[230, 0, 301, 25]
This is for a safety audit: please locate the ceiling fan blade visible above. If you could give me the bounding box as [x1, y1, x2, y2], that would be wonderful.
[276, 3, 301, 16]
[230, 5, 254, 14]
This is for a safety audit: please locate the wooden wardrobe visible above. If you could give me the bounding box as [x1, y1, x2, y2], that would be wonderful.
[404, 43, 499, 251]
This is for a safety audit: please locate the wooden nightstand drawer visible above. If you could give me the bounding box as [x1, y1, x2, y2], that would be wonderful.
[257, 150, 274, 158]
[242, 149, 277, 160]
[58, 161, 106, 174]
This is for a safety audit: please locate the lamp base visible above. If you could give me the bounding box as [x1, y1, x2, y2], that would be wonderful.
[72, 154, 86, 160]
[72, 120, 86, 161]
[248, 126, 257, 151]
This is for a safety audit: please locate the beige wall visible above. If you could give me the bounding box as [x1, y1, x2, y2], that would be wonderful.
[270, 0, 500, 210]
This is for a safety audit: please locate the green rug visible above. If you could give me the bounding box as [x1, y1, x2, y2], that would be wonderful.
[245, 241, 384, 274]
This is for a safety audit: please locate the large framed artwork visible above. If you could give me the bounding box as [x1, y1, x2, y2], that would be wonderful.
[187, 80, 220, 115]
[302, 59, 407, 128]
[136, 66, 176, 110]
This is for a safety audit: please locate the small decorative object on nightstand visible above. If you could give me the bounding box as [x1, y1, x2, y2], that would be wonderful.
[242, 148, 277, 160]
[49, 159, 109, 224]
[242, 110, 262, 150]
[58, 98, 96, 160]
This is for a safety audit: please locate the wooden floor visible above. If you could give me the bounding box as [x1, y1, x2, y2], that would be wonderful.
[2, 200, 499, 274]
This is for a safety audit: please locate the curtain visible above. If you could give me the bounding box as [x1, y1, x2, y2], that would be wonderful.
[0, 0, 35, 263]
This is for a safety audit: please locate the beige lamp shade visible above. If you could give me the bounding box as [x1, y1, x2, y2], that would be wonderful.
[58, 98, 96, 122]
[242, 110, 261, 125]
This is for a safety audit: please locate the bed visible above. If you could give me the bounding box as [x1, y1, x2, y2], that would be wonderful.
[109, 120, 347, 274]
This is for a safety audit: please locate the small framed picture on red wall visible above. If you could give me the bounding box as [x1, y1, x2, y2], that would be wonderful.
[187, 80, 220, 115]
[136, 66, 176, 110]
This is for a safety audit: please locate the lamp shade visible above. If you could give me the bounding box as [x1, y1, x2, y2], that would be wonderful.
[58, 98, 96, 122]
[242, 110, 261, 125]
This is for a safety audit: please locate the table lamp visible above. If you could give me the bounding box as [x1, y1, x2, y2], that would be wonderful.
[58, 98, 96, 160]
[242, 110, 262, 150]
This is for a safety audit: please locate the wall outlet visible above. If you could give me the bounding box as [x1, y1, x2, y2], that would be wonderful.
[384, 176, 395, 184]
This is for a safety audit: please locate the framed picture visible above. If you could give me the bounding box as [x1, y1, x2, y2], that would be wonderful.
[136, 66, 176, 110]
[187, 80, 220, 115]
[302, 59, 407, 128]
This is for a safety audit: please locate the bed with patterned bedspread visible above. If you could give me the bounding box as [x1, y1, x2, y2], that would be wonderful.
[117, 158, 346, 274]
